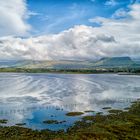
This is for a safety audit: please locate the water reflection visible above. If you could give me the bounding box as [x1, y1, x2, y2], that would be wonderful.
[0, 73, 140, 130]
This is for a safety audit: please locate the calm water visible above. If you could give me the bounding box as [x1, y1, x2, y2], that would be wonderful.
[0, 73, 140, 130]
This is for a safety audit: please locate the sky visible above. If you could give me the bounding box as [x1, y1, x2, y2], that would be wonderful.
[0, 0, 140, 60]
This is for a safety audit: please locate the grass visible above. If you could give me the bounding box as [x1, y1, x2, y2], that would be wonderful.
[1, 101, 140, 139]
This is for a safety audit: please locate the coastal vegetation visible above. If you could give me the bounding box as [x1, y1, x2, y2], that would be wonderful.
[0, 100, 140, 139]
[0, 67, 140, 74]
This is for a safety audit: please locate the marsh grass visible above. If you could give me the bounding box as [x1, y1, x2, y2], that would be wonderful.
[0, 119, 8, 124]
[65, 112, 84, 116]
[1, 101, 140, 139]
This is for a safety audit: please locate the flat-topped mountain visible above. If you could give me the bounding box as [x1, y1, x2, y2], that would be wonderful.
[93, 57, 135, 68]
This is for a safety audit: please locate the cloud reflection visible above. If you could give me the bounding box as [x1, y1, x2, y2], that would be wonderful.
[0, 73, 140, 129]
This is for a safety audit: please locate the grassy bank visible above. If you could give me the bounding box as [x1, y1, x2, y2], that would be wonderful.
[1, 100, 140, 139]
[0, 67, 139, 74]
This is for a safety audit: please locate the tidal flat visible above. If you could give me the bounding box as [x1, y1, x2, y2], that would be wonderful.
[0, 101, 140, 139]
[0, 73, 140, 139]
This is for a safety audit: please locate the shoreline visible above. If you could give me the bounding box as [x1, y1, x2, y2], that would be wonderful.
[0, 68, 116, 74]
[0, 67, 139, 75]
[0, 71, 139, 76]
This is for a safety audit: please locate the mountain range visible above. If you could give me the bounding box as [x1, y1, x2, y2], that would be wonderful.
[0, 57, 140, 69]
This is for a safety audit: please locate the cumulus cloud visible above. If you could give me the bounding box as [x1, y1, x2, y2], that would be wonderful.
[0, 0, 31, 36]
[0, 3, 140, 60]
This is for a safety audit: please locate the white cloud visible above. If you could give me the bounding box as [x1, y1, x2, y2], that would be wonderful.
[112, 8, 128, 18]
[0, 0, 31, 36]
[0, 4, 140, 60]
[105, 0, 118, 6]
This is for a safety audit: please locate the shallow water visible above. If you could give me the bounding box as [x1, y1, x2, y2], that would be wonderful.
[0, 73, 140, 130]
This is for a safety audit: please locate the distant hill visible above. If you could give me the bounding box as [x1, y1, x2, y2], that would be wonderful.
[15, 60, 95, 69]
[0, 57, 139, 69]
[93, 57, 135, 68]
[0, 60, 20, 68]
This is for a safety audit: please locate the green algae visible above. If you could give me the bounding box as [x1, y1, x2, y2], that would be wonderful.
[102, 107, 112, 110]
[65, 112, 84, 116]
[84, 110, 95, 113]
[124, 107, 130, 110]
[108, 109, 123, 114]
[96, 112, 103, 115]
[15, 123, 26, 126]
[0, 119, 8, 124]
[43, 120, 66, 124]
